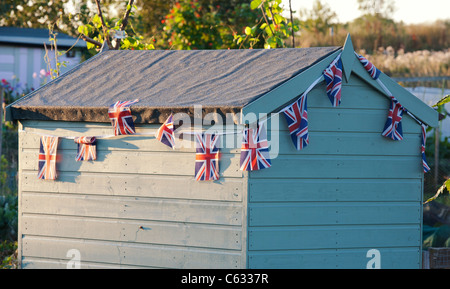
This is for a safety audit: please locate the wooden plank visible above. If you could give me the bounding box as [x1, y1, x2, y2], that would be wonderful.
[249, 202, 421, 226]
[241, 49, 342, 120]
[307, 82, 390, 109]
[20, 149, 243, 178]
[248, 224, 421, 250]
[20, 130, 242, 153]
[22, 215, 242, 250]
[22, 120, 244, 133]
[307, 107, 421, 134]
[21, 171, 243, 202]
[249, 178, 422, 202]
[248, 247, 420, 269]
[264, 107, 421, 134]
[22, 257, 148, 269]
[21, 126, 422, 157]
[271, 131, 421, 157]
[250, 155, 422, 179]
[22, 236, 242, 268]
[22, 129, 422, 159]
[21, 192, 243, 226]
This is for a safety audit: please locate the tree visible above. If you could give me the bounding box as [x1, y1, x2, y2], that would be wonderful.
[349, 0, 398, 53]
[77, 0, 155, 54]
[297, 0, 338, 46]
[299, 0, 337, 35]
[0, 0, 94, 36]
[158, 0, 261, 50]
[357, 0, 396, 18]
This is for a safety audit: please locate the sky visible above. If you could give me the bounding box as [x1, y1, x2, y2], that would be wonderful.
[281, 0, 450, 24]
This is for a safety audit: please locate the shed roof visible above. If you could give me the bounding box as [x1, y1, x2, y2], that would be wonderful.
[7, 47, 340, 124]
[0, 27, 86, 49]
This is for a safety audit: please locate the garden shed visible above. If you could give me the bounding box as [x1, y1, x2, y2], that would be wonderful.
[6, 35, 438, 269]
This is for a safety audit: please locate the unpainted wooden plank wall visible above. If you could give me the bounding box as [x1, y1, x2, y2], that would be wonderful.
[247, 75, 424, 269]
[18, 121, 247, 269]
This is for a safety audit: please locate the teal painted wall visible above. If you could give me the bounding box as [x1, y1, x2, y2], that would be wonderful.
[247, 75, 423, 269]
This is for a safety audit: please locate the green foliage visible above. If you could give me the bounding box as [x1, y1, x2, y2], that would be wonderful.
[160, 1, 226, 50]
[433, 95, 450, 108]
[0, 0, 92, 37]
[0, 194, 18, 242]
[159, 0, 260, 50]
[299, 0, 337, 35]
[235, 0, 298, 49]
[0, 240, 18, 269]
[77, 3, 154, 55]
[424, 97, 450, 205]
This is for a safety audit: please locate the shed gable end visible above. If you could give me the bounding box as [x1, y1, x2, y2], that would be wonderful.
[246, 73, 424, 269]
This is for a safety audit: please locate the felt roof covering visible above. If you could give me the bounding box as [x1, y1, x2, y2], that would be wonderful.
[7, 46, 341, 124]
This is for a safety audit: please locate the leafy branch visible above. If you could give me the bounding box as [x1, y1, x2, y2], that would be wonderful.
[426, 94, 450, 204]
[234, 0, 299, 49]
[77, 0, 153, 53]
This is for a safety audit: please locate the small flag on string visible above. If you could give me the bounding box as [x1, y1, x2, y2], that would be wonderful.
[356, 53, 381, 80]
[382, 97, 404, 141]
[108, 99, 139, 136]
[240, 122, 271, 171]
[421, 124, 431, 173]
[282, 94, 309, 150]
[195, 133, 220, 181]
[74, 136, 97, 161]
[38, 136, 59, 180]
[156, 114, 175, 149]
[323, 56, 343, 107]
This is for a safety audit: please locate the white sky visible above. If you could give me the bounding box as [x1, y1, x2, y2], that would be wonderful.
[281, 0, 450, 24]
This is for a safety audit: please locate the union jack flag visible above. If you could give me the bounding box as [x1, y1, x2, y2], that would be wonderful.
[240, 123, 271, 171]
[323, 57, 343, 107]
[156, 114, 175, 149]
[382, 97, 404, 141]
[108, 99, 139, 136]
[38, 136, 59, 180]
[357, 53, 381, 80]
[282, 94, 309, 150]
[74, 136, 97, 161]
[195, 133, 220, 181]
[421, 124, 431, 173]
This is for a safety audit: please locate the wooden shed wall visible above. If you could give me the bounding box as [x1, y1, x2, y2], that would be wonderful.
[18, 121, 247, 269]
[247, 75, 424, 269]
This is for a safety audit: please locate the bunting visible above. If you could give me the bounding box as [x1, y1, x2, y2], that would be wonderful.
[323, 56, 343, 107]
[240, 123, 271, 171]
[74, 136, 97, 161]
[156, 114, 176, 149]
[38, 136, 59, 180]
[195, 133, 220, 181]
[108, 99, 139, 136]
[356, 53, 381, 80]
[28, 47, 433, 185]
[421, 124, 431, 173]
[381, 97, 404, 141]
[282, 94, 309, 150]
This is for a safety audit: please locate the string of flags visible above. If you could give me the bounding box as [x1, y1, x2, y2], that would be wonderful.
[31, 50, 431, 181]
